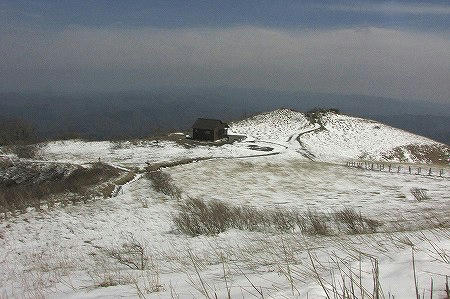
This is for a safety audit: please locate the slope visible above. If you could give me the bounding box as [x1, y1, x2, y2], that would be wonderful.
[230, 108, 449, 165]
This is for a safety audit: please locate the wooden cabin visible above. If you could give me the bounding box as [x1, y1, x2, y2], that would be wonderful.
[192, 118, 228, 141]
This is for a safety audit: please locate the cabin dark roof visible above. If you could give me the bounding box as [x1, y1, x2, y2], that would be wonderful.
[192, 118, 228, 130]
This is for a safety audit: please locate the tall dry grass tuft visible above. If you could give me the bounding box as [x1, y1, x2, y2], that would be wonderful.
[173, 198, 381, 237]
[410, 188, 430, 201]
[334, 207, 381, 234]
[100, 234, 150, 270]
[146, 170, 182, 200]
[307, 211, 330, 235]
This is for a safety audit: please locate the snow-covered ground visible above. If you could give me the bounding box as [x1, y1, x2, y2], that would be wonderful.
[33, 109, 448, 170]
[0, 109, 449, 298]
[38, 138, 287, 169]
[168, 158, 449, 219]
[0, 158, 449, 298]
[229, 109, 449, 164]
[301, 112, 449, 164]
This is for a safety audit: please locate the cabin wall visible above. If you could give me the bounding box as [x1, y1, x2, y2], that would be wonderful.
[192, 125, 228, 141]
[193, 128, 214, 141]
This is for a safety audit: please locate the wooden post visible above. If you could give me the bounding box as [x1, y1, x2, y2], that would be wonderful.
[428, 168, 432, 176]
[388, 164, 391, 172]
[417, 167, 421, 175]
[409, 166, 411, 174]
[439, 169, 443, 177]
[397, 166, 401, 173]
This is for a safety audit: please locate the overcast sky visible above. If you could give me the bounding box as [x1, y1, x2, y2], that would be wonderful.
[1, 0, 449, 103]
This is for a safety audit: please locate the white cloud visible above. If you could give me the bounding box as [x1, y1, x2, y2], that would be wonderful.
[321, 2, 450, 15]
[0, 26, 449, 102]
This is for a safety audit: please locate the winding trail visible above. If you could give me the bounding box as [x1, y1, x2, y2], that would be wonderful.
[290, 123, 323, 161]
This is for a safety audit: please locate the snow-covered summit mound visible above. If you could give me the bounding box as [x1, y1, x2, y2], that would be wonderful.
[302, 112, 449, 164]
[229, 108, 314, 143]
[231, 109, 449, 164]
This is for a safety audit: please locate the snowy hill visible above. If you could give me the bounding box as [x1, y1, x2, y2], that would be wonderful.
[230, 108, 449, 164]
[1, 109, 449, 299]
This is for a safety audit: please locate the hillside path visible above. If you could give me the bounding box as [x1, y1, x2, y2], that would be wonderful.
[288, 123, 323, 161]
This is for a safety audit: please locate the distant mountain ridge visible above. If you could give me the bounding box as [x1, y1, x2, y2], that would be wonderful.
[1, 89, 449, 144]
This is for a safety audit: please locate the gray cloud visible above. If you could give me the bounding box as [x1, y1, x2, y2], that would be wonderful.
[1, 26, 449, 103]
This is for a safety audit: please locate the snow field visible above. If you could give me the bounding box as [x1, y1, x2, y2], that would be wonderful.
[168, 158, 449, 221]
[301, 113, 448, 163]
[0, 108, 449, 298]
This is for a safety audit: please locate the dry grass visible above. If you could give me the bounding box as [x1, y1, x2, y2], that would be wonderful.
[0, 157, 14, 168]
[410, 188, 430, 201]
[100, 183, 117, 199]
[334, 207, 381, 234]
[63, 162, 120, 193]
[87, 269, 135, 288]
[0, 162, 122, 215]
[163, 228, 450, 299]
[91, 234, 164, 296]
[305, 108, 339, 124]
[100, 234, 150, 270]
[173, 198, 381, 236]
[114, 171, 136, 186]
[146, 170, 182, 200]
[100, 172, 136, 198]
[384, 144, 449, 165]
[6, 144, 40, 159]
[145, 158, 199, 172]
[307, 211, 330, 236]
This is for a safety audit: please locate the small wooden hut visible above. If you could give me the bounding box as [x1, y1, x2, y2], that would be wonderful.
[192, 118, 228, 141]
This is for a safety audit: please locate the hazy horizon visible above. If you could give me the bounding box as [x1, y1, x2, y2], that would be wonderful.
[1, 1, 449, 142]
[1, 1, 450, 104]
[1, 88, 449, 144]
